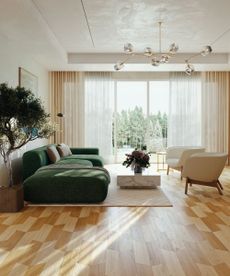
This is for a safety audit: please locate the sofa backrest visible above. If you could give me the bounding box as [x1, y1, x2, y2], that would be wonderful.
[23, 145, 101, 180]
[23, 144, 53, 180]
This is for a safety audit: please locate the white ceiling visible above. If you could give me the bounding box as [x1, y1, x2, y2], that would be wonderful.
[1, 0, 230, 71]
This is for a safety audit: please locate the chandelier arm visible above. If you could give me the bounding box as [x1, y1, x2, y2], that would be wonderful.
[186, 52, 201, 62]
[121, 53, 135, 65]
[210, 26, 230, 46]
[134, 53, 144, 56]
[159, 21, 162, 53]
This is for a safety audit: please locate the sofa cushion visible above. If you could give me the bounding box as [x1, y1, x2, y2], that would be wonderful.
[57, 158, 93, 167]
[57, 143, 72, 157]
[63, 154, 103, 167]
[46, 145, 60, 163]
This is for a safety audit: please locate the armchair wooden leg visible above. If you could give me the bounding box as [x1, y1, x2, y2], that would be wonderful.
[185, 178, 189, 194]
[217, 180, 224, 190]
[167, 165, 169, 175]
[180, 166, 183, 180]
[216, 181, 223, 195]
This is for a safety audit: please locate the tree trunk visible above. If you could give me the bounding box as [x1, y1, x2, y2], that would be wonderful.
[4, 153, 13, 187]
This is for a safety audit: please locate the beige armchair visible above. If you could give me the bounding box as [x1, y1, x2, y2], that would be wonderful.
[166, 146, 205, 179]
[182, 152, 227, 195]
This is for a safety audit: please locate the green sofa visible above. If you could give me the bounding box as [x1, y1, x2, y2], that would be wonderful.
[22, 145, 110, 203]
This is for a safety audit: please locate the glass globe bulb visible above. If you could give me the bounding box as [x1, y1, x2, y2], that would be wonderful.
[169, 43, 179, 54]
[114, 62, 124, 71]
[201, 45, 212, 56]
[144, 47, 153, 57]
[185, 63, 195, 75]
[124, 43, 134, 54]
[160, 54, 170, 63]
[151, 57, 160, 66]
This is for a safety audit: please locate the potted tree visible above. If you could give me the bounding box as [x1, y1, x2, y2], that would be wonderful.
[0, 83, 54, 212]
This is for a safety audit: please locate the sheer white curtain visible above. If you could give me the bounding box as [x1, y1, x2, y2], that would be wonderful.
[84, 72, 114, 163]
[168, 72, 202, 146]
[201, 72, 229, 153]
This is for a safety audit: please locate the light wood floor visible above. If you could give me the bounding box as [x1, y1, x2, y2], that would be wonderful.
[0, 167, 230, 276]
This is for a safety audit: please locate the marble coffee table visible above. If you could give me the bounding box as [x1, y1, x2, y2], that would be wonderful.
[117, 168, 161, 189]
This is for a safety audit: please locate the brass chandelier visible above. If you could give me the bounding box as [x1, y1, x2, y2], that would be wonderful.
[114, 21, 212, 75]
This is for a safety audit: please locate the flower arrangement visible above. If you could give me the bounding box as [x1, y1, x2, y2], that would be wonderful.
[122, 149, 150, 168]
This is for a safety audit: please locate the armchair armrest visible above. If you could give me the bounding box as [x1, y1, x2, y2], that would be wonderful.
[70, 148, 99, 155]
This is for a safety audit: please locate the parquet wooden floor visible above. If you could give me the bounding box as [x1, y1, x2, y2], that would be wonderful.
[0, 167, 230, 276]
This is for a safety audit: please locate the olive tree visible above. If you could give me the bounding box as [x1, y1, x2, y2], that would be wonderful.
[0, 83, 54, 186]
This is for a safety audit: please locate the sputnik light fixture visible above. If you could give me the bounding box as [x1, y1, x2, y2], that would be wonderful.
[114, 21, 213, 75]
[114, 21, 179, 71]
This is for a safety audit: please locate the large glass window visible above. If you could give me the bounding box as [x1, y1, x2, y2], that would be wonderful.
[115, 81, 147, 162]
[148, 81, 169, 152]
[114, 80, 169, 163]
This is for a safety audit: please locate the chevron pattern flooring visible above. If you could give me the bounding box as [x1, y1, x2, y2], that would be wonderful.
[0, 166, 229, 275]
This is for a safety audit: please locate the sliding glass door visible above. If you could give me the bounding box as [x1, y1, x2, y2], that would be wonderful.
[115, 81, 147, 162]
[114, 80, 169, 163]
[148, 81, 169, 151]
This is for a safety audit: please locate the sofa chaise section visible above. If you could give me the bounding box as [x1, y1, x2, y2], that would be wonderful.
[23, 165, 110, 203]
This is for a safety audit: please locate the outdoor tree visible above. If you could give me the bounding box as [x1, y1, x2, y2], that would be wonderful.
[162, 112, 168, 138]
[129, 107, 146, 148]
[152, 119, 164, 151]
[144, 119, 154, 152]
[0, 83, 55, 187]
[116, 110, 130, 147]
[115, 106, 168, 151]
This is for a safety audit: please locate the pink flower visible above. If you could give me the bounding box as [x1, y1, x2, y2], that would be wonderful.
[142, 154, 150, 162]
[123, 149, 150, 168]
[132, 150, 144, 159]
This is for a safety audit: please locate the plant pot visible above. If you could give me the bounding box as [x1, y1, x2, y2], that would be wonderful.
[0, 185, 24, 212]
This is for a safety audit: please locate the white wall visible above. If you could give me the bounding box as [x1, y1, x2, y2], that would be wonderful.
[0, 42, 49, 186]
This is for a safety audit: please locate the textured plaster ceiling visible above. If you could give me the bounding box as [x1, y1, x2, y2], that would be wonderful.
[34, 0, 230, 53]
[0, 0, 230, 70]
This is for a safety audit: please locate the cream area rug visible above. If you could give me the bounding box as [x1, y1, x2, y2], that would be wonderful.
[97, 178, 172, 207]
[28, 165, 172, 207]
[74, 165, 172, 207]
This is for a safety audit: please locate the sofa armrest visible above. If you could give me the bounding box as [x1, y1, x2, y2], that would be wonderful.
[70, 148, 99, 155]
[23, 147, 51, 180]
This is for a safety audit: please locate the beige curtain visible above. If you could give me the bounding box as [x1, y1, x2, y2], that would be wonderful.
[49, 71, 84, 146]
[201, 72, 229, 153]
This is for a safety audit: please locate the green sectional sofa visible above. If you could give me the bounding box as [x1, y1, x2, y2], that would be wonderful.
[22, 145, 110, 203]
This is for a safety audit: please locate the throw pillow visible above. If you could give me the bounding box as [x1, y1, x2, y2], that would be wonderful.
[46, 145, 61, 163]
[57, 143, 72, 157]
